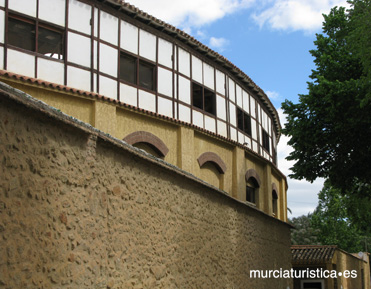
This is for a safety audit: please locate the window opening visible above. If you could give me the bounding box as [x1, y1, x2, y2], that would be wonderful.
[8, 17, 35, 51]
[246, 177, 259, 204]
[139, 60, 156, 91]
[204, 87, 216, 115]
[262, 129, 270, 152]
[246, 186, 255, 203]
[120, 53, 137, 84]
[120, 51, 156, 92]
[38, 26, 64, 59]
[192, 82, 203, 110]
[272, 190, 278, 216]
[192, 82, 216, 116]
[237, 107, 251, 135]
[8, 16, 64, 60]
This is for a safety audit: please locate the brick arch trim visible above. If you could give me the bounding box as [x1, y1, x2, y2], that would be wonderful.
[197, 152, 227, 174]
[245, 169, 261, 188]
[123, 131, 169, 157]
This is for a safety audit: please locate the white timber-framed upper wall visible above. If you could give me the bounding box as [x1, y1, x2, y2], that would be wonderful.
[0, 0, 281, 165]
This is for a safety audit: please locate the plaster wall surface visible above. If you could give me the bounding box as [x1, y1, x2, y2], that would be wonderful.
[0, 78, 288, 221]
[0, 86, 292, 288]
[334, 250, 370, 289]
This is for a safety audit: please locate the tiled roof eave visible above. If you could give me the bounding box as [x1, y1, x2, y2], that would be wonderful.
[291, 245, 337, 264]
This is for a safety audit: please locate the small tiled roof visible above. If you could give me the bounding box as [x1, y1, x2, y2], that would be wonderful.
[291, 245, 337, 265]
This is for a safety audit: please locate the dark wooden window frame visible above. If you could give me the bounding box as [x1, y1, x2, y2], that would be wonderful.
[191, 81, 216, 117]
[262, 128, 270, 153]
[237, 106, 252, 136]
[7, 14, 65, 60]
[119, 50, 157, 92]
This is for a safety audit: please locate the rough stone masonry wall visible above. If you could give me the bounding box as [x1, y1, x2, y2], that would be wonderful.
[0, 85, 292, 289]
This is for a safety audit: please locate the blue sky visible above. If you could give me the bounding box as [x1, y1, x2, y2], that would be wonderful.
[126, 0, 349, 217]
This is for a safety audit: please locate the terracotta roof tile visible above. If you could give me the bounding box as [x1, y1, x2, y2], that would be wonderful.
[291, 245, 337, 264]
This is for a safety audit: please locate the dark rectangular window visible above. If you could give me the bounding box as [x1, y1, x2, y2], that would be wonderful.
[237, 108, 244, 131]
[8, 17, 35, 51]
[139, 60, 156, 91]
[8, 16, 64, 60]
[120, 53, 137, 84]
[262, 129, 270, 152]
[120, 52, 156, 92]
[204, 87, 216, 115]
[192, 82, 216, 116]
[246, 186, 255, 203]
[38, 25, 64, 59]
[237, 107, 251, 135]
[192, 82, 203, 110]
[192, 82, 203, 109]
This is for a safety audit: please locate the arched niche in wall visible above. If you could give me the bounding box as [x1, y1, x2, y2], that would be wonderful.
[197, 152, 227, 174]
[245, 169, 261, 205]
[272, 183, 279, 217]
[197, 152, 227, 190]
[245, 169, 261, 186]
[123, 131, 169, 158]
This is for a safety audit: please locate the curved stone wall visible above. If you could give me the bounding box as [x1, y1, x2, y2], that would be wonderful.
[0, 84, 292, 289]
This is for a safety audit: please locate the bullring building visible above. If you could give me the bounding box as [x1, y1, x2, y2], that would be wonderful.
[0, 0, 288, 221]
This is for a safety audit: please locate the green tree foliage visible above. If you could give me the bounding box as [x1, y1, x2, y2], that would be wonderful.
[290, 214, 320, 245]
[344, 183, 371, 235]
[281, 2, 371, 193]
[311, 181, 371, 253]
[348, 0, 371, 105]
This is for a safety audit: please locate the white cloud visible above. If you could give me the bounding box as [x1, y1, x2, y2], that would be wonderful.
[277, 108, 325, 217]
[209, 37, 229, 51]
[266, 90, 280, 100]
[287, 178, 324, 217]
[126, 0, 350, 35]
[252, 0, 350, 32]
[125, 0, 255, 30]
[277, 109, 294, 176]
[196, 30, 207, 39]
[265, 90, 284, 108]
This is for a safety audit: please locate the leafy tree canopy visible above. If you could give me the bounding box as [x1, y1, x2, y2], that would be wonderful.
[348, 0, 371, 105]
[311, 181, 371, 253]
[289, 214, 320, 245]
[281, 1, 371, 194]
